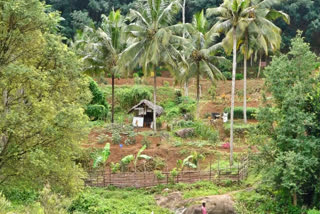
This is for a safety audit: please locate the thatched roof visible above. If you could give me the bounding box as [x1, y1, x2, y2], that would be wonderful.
[128, 99, 164, 116]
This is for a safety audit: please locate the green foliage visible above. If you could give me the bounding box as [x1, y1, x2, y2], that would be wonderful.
[112, 131, 122, 144]
[307, 209, 320, 214]
[224, 107, 258, 119]
[86, 79, 109, 120]
[120, 155, 134, 172]
[68, 187, 171, 214]
[208, 84, 217, 100]
[38, 184, 68, 214]
[222, 72, 244, 80]
[193, 122, 219, 143]
[125, 132, 136, 145]
[258, 33, 320, 207]
[0, 192, 11, 212]
[0, 2, 90, 195]
[111, 162, 120, 174]
[224, 122, 256, 137]
[117, 86, 152, 110]
[141, 136, 151, 149]
[93, 143, 111, 168]
[154, 171, 165, 181]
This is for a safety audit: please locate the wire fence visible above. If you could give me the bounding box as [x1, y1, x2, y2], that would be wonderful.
[85, 157, 249, 188]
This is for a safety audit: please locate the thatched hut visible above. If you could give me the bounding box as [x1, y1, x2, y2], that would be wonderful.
[128, 99, 164, 128]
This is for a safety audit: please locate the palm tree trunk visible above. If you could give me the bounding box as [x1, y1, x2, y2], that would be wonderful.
[230, 26, 237, 166]
[196, 62, 200, 118]
[257, 52, 262, 78]
[153, 70, 157, 132]
[243, 32, 248, 124]
[182, 0, 189, 97]
[111, 73, 115, 123]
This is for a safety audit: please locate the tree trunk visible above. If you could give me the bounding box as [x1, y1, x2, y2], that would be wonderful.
[111, 73, 115, 123]
[153, 72, 157, 132]
[230, 27, 237, 166]
[250, 55, 253, 67]
[293, 191, 297, 206]
[243, 31, 248, 124]
[196, 63, 200, 118]
[184, 81, 189, 96]
[182, 0, 186, 38]
[182, 0, 189, 97]
[257, 52, 262, 78]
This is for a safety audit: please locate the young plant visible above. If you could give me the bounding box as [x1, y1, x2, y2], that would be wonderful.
[134, 145, 152, 172]
[120, 155, 134, 172]
[93, 143, 111, 168]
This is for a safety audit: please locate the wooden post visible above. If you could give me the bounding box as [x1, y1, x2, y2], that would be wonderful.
[218, 158, 220, 183]
[109, 167, 111, 186]
[237, 162, 240, 184]
[166, 173, 169, 185]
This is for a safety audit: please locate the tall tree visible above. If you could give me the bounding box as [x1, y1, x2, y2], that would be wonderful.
[241, 0, 290, 123]
[75, 10, 127, 123]
[121, 0, 183, 132]
[258, 32, 320, 207]
[182, 11, 225, 117]
[207, 0, 252, 166]
[0, 0, 90, 195]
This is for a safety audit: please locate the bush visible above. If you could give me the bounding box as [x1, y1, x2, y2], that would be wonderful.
[308, 209, 320, 214]
[224, 106, 258, 120]
[163, 81, 170, 87]
[194, 122, 219, 143]
[86, 105, 108, 121]
[86, 79, 109, 120]
[141, 136, 151, 149]
[0, 192, 11, 212]
[222, 72, 244, 80]
[112, 131, 122, 144]
[125, 132, 136, 145]
[154, 171, 165, 181]
[118, 86, 152, 110]
[208, 84, 217, 100]
[39, 184, 68, 214]
[111, 162, 120, 173]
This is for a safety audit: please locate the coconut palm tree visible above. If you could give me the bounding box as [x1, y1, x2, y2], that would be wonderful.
[74, 10, 127, 123]
[207, 0, 253, 166]
[181, 11, 226, 117]
[240, 0, 289, 123]
[120, 0, 183, 132]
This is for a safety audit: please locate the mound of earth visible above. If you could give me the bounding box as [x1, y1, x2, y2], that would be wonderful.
[155, 191, 235, 214]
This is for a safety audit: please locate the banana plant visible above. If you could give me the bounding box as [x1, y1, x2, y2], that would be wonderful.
[93, 143, 111, 168]
[134, 145, 152, 172]
[120, 155, 134, 172]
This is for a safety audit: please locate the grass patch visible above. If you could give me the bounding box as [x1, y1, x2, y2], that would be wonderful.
[68, 187, 171, 214]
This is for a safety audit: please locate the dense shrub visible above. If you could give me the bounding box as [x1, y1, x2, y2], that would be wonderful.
[86, 79, 109, 120]
[223, 72, 244, 80]
[85, 105, 108, 121]
[112, 131, 122, 144]
[194, 122, 219, 143]
[224, 107, 258, 119]
[118, 86, 152, 110]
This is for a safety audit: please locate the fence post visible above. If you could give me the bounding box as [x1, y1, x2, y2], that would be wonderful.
[109, 167, 111, 186]
[166, 172, 169, 185]
[237, 162, 240, 184]
[103, 168, 106, 187]
[218, 158, 220, 183]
